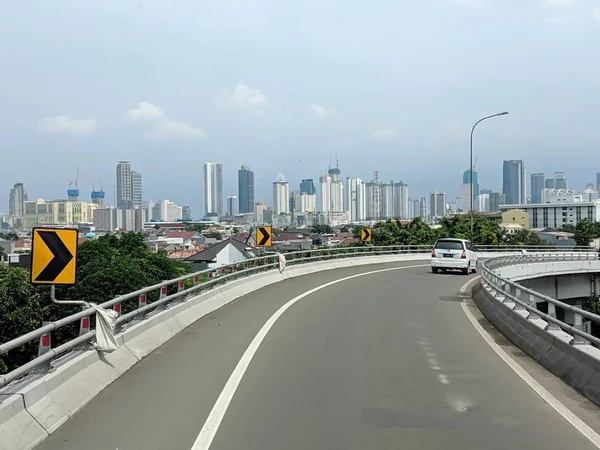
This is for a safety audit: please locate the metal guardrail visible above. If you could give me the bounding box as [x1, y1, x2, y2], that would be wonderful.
[480, 252, 600, 348]
[0, 244, 595, 388]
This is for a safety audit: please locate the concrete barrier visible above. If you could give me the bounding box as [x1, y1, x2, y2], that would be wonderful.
[0, 253, 430, 450]
[472, 282, 600, 406]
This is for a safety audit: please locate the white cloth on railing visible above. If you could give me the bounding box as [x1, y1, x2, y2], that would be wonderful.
[89, 303, 120, 352]
[277, 252, 287, 273]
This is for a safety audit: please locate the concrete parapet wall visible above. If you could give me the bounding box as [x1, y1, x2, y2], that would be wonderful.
[473, 282, 600, 407]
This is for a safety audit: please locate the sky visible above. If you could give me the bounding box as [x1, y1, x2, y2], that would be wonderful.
[1, 0, 600, 217]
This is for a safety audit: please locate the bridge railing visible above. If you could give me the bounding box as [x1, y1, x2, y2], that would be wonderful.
[480, 252, 600, 348]
[0, 244, 593, 388]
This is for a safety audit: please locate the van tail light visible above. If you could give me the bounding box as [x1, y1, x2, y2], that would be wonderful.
[461, 250, 467, 259]
[431, 249, 436, 257]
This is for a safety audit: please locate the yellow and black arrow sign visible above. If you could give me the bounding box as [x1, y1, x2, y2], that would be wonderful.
[360, 227, 372, 242]
[30, 227, 79, 285]
[256, 226, 272, 246]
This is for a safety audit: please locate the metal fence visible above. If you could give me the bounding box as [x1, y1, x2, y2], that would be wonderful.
[0, 244, 595, 388]
[480, 252, 600, 348]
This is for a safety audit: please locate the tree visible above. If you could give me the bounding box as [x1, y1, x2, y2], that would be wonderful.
[503, 229, 549, 247]
[311, 225, 334, 234]
[184, 223, 210, 233]
[0, 232, 18, 241]
[340, 226, 350, 233]
[0, 232, 190, 373]
[559, 224, 576, 234]
[204, 231, 223, 240]
[574, 219, 596, 247]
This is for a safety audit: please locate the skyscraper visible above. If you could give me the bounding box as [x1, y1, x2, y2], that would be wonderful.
[131, 170, 143, 208]
[502, 160, 525, 204]
[300, 179, 316, 195]
[429, 191, 447, 219]
[237, 165, 254, 214]
[460, 169, 479, 212]
[227, 195, 238, 217]
[530, 173, 545, 204]
[553, 172, 567, 190]
[9, 182, 27, 225]
[116, 161, 133, 209]
[204, 162, 223, 218]
[272, 173, 290, 215]
[327, 166, 344, 212]
[393, 182, 410, 220]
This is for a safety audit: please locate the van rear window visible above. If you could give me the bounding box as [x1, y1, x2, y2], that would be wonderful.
[434, 240, 464, 250]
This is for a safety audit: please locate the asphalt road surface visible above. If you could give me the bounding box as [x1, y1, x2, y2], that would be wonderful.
[36, 261, 600, 450]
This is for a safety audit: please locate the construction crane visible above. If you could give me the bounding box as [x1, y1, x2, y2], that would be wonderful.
[67, 167, 80, 202]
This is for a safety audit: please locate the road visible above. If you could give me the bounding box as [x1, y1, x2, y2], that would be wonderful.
[37, 261, 600, 450]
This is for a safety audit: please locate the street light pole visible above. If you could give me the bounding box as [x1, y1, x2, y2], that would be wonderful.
[469, 111, 509, 241]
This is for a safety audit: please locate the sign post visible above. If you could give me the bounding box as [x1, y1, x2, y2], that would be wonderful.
[360, 227, 372, 242]
[256, 226, 272, 247]
[30, 227, 86, 306]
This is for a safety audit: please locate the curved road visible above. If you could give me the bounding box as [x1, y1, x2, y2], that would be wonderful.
[37, 261, 600, 450]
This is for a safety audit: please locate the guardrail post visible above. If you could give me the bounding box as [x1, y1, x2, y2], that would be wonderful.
[570, 312, 589, 346]
[526, 293, 540, 320]
[38, 321, 52, 370]
[113, 302, 121, 317]
[544, 302, 561, 331]
[193, 274, 200, 286]
[514, 287, 525, 311]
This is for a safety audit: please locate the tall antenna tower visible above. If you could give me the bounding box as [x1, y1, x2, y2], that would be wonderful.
[373, 170, 380, 222]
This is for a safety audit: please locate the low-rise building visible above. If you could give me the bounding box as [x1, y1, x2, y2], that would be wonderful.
[500, 200, 600, 229]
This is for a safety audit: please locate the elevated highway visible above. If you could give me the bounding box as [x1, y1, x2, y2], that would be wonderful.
[1, 247, 600, 449]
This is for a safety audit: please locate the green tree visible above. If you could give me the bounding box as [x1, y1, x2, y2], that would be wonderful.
[204, 231, 223, 240]
[574, 219, 596, 247]
[503, 229, 550, 247]
[311, 224, 334, 234]
[558, 224, 576, 234]
[0, 232, 190, 373]
[184, 223, 210, 233]
[0, 232, 18, 241]
[340, 226, 350, 233]
[437, 214, 504, 245]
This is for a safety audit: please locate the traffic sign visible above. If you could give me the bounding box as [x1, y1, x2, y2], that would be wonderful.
[30, 227, 78, 285]
[360, 228, 372, 242]
[256, 226, 272, 246]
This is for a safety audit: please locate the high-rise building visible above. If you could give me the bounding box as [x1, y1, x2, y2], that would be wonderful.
[596, 172, 600, 194]
[429, 191, 447, 219]
[460, 169, 479, 213]
[489, 192, 505, 212]
[380, 182, 394, 219]
[9, 182, 27, 221]
[530, 173, 545, 204]
[344, 177, 365, 221]
[254, 201, 267, 223]
[502, 160, 525, 204]
[327, 166, 344, 212]
[131, 171, 143, 208]
[238, 165, 254, 214]
[319, 175, 330, 213]
[116, 161, 133, 209]
[394, 182, 410, 220]
[203, 162, 223, 218]
[300, 179, 316, 195]
[273, 173, 290, 215]
[182, 205, 192, 221]
[545, 178, 555, 189]
[419, 196, 430, 222]
[227, 195, 238, 217]
[553, 172, 567, 190]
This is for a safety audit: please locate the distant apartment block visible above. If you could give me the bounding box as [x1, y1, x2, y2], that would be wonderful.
[238, 165, 254, 214]
[500, 200, 600, 229]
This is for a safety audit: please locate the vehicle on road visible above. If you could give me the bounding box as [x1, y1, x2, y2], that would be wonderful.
[430, 238, 477, 274]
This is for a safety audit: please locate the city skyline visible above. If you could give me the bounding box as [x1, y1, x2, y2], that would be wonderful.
[3, 1, 600, 217]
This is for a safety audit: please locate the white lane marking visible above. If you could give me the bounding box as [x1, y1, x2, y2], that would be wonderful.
[190, 263, 428, 450]
[437, 374, 450, 385]
[460, 298, 600, 448]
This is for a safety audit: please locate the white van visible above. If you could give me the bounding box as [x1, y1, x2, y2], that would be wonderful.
[430, 238, 477, 274]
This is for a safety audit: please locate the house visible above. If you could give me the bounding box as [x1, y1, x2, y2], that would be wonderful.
[184, 237, 260, 271]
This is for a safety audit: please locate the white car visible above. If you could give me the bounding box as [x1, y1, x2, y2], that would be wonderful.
[431, 238, 478, 274]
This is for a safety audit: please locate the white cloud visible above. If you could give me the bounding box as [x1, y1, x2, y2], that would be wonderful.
[228, 82, 269, 113]
[546, 13, 577, 23]
[37, 116, 97, 134]
[593, 6, 600, 22]
[372, 129, 396, 141]
[546, 0, 573, 6]
[309, 104, 337, 118]
[127, 102, 205, 140]
[127, 102, 165, 121]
